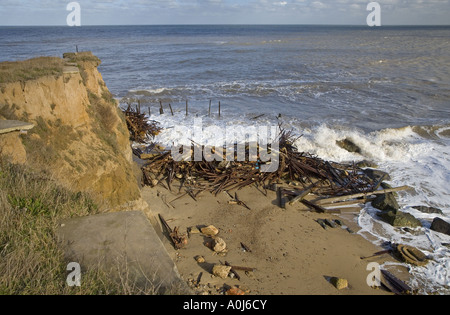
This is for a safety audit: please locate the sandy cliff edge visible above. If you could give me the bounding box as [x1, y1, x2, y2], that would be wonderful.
[0, 52, 147, 213]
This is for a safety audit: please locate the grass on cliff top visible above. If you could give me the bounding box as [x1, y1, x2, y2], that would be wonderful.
[0, 57, 64, 85]
[0, 162, 162, 295]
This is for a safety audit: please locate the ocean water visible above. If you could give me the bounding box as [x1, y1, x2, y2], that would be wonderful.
[1, 25, 449, 294]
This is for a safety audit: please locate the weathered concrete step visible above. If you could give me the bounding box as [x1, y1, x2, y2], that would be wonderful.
[57, 210, 191, 294]
[0, 120, 34, 135]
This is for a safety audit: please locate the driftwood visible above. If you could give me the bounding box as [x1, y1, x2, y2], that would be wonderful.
[159, 214, 187, 250]
[140, 127, 391, 211]
[288, 185, 315, 206]
[240, 242, 252, 253]
[320, 197, 374, 207]
[228, 265, 256, 272]
[123, 104, 162, 143]
[315, 186, 411, 205]
[301, 199, 341, 214]
[224, 261, 241, 281]
[360, 250, 392, 260]
[381, 269, 412, 295]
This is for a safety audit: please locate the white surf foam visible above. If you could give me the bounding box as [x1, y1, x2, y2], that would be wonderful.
[144, 111, 450, 294]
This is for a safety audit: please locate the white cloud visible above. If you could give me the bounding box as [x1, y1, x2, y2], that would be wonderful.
[0, 0, 449, 25]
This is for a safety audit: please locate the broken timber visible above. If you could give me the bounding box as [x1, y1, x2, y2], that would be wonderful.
[301, 199, 341, 214]
[158, 214, 187, 250]
[288, 185, 315, 206]
[315, 186, 411, 205]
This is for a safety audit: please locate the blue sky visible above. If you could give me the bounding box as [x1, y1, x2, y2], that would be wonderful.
[0, 0, 449, 25]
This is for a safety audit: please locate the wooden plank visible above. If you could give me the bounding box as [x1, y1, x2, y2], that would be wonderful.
[315, 186, 411, 205]
[229, 265, 256, 272]
[288, 185, 315, 206]
[320, 198, 374, 207]
[325, 206, 362, 213]
[301, 199, 325, 213]
[381, 269, 412, 295]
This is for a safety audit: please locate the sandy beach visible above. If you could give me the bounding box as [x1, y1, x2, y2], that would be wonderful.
[142, 182, 408, 295]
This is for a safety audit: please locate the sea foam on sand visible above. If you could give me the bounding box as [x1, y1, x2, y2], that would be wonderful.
[148, 111, 450, 294]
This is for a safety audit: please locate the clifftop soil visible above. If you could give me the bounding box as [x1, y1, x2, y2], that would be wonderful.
[0, 52, 141, 209]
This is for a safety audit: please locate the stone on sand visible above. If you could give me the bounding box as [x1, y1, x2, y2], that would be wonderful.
[201, 225, 219, 236]
[213, 237, 227, 253]
[330, 277, 348, 290]
[212, 265, 232, 279]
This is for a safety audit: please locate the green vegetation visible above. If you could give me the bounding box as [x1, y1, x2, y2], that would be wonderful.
[20, 117, 79, 166]
[63, 52, 101, 65]
[0, 162, 164, 295]
[87, 91, 121, 154]
[0, 162, 104, 295]
[0, 57, 64, 85]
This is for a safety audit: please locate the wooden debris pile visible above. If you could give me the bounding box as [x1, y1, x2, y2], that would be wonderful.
[140, 127, 405, 212]
[123, 104, 162, 143]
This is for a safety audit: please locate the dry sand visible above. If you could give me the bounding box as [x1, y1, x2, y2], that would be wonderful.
[142, 183, 408, 295]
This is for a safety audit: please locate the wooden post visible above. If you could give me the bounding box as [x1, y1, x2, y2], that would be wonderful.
[169, 104, 174, 116]
[209, 100, 212, 117]
[159, 101, 164, 115]
[148, 106, 151, 117]
[138, 100, 141, 114]
[186, 100, 188, 116]
[218, 101, 221, 118]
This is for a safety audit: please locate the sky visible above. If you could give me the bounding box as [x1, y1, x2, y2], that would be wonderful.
[0, 0, 449, 26]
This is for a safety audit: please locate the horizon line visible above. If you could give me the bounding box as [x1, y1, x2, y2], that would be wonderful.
[1, 23, 450, 27]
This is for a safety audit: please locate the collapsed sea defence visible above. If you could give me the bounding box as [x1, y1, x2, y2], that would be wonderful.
[133, 125, 411, 217]
[0, 52, 141, 209]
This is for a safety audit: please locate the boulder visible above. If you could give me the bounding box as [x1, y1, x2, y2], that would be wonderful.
[372, 193, 400, 212]
[363, 169, 392, 181]
[430, 217, 450, 236]
[378, 210, 422, 228]
[336, 138, 361, 154]
[413, 206, 444, 215]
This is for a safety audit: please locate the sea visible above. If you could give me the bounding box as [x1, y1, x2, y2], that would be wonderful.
[1, 25, 449, 294]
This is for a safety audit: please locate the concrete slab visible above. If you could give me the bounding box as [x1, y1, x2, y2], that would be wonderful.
[57, 210, 191, 294]
[0, 120, 34, 135]
[63, 66, 79, 74]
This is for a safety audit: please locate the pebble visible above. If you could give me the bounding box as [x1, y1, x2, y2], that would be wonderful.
[201, 225, 219, 236]
[212, 265, 232, 279]
[188, 226, 201, 234]
[195, 255, 205, 263]
[330, 277, 348, 290]
[213, 237, 227, 253]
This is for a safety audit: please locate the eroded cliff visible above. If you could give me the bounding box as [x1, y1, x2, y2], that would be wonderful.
[0, 52, 141, 209]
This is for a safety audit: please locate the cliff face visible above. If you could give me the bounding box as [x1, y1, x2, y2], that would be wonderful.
[0, 52, 141, 209]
